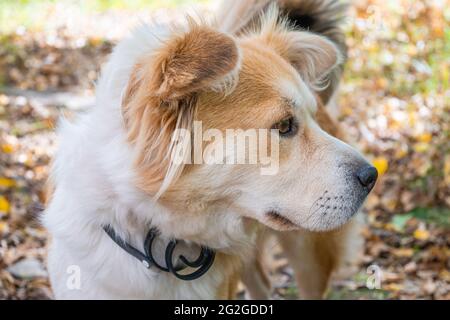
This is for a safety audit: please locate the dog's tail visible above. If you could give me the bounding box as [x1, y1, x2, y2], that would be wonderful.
[216, 0, 348, 104]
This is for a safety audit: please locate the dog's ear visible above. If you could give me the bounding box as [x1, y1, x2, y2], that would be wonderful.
[152, 23, 240, 100]
[121, 22, 240, 197]
[285, 32, 341, 83]
[125, 21, 240, 104]
[264, 31, 342, 84]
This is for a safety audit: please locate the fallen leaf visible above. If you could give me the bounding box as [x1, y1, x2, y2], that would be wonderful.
[422, 280, 437, 295]
[0, 196, 10, 214]
[444, 155, 450, 185]
[7, 258, 48, 279]
[439, 269, 450, 282]
[1, 144, 14, 154]
[413, 142, 429, 153]
[404, 261, 417, 273]
[0, 177, 16, 188]
[372, 157, 388, 175]
[341, 105, 354, 117]
[391, 214, 412, 232]
[417, 132, 432, 143]
[392, 248, 414, 257]
[0, 221, 9, 234]
[0, 94, 9, 105]
[383, 283, 403, 292]
[394, 147, 408, 159]
[413, 228, 430, 241]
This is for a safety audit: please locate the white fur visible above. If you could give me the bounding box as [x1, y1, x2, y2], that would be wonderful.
[43, 23, 251, 299]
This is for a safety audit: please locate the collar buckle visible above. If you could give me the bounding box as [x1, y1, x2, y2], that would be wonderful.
[103, 225, 215, 281]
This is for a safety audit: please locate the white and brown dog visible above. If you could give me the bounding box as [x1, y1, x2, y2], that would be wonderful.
[44, 0, 377, 299]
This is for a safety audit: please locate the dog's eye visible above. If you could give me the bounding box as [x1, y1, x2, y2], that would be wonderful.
[273, 117, 297, 137]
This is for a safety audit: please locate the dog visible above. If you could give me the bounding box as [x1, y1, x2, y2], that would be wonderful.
[44, 0, 377, 299]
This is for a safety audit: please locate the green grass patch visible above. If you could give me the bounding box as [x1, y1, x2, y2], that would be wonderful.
[283, 284, 299, 299]
[327, 288, 390, 300]
[407, 207, 450, 228]
[390, 207, 450, 231]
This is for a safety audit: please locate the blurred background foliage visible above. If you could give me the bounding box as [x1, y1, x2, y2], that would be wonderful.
[0, 0, 209, 32]
[0, 0, 449, 299]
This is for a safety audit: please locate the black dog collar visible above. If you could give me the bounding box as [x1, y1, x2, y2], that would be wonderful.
[103, 225, 215, 281]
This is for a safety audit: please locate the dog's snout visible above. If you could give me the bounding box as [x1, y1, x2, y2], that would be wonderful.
[356, 165, 378, 190]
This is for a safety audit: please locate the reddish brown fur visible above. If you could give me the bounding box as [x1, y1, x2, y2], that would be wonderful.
[121, 23, 240, 195]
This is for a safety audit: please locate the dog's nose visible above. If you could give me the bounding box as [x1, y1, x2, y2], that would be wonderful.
[356, 165, 378, 190]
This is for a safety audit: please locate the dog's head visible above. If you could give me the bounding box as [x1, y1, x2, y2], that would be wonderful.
[121, 15, 377, 233]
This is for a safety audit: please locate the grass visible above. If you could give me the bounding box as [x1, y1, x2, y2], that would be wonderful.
[327, 288, 391, 300]
[391, 207, 450, 233]
[407, 207, 450, 228]
[0, 0, 209, 33]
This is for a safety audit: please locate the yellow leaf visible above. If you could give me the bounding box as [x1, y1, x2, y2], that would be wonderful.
[24, 155, 34, 167]
[375, 78, 388, 89]
[432, 24, 444, 37]
[392, 248, 414, 257]
[394, 148, 408, 159]
[373, 157, 388, 176]
[417, 133, 432, 143]
[1, 144, 14, 154]
[0, 196, 10, 214]
[408, 112, 417, 127]
[413, 228, 430, 241]
[341, 106, 353, 117]
[413, 142, 429, 153]
[384, 283, 403, 292]
[88, 37, 103, 46]
[0, 177, 15, 188]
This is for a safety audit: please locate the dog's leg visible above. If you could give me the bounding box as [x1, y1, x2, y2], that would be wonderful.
[241, 253, 271, 299]
[217, 271, 241, 299]
[241, 232, 272, 299]
[275, 219, 362, 299]
[276, 230, 337, 299]
[215, 253, 244, 299]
